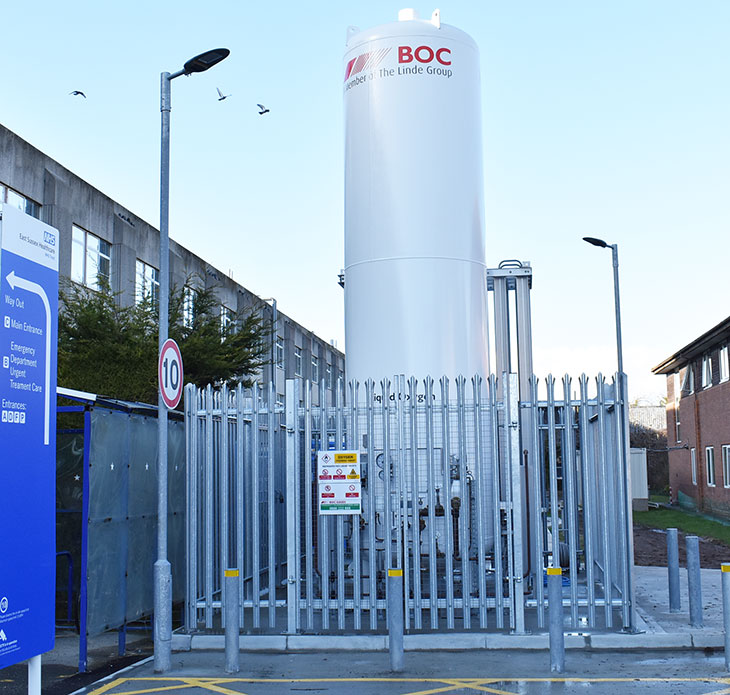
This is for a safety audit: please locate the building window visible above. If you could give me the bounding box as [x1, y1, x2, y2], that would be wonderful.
[702, 355, 713, 389]
[682, 365, 694, 395]
[0, 184, 40, 219]
[690, 448, 697, 486]
[275, 336, 284, 368]
[72, 225, 111, 291]
[706, 446, 716, 487]
[723, 445, 730, 488]
[220, 305, 233, 336]
[294, 347, 302, 377]
[311, 355, 319, 383]
[183, 286, 196, 329]
[135, 260, 159, 305]
[326, 363, 333, 390]
[720, 346, 729, 383]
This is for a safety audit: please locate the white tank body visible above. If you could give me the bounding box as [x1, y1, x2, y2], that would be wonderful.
[344, 10, 489, 385]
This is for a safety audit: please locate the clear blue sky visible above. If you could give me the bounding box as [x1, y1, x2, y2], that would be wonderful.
[2, 1, 728, 400]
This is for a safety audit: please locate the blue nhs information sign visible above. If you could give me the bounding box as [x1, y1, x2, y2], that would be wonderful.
[0, 204, 58, 667]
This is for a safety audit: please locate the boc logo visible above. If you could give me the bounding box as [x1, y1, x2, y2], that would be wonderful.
[0, 597, 8, 614]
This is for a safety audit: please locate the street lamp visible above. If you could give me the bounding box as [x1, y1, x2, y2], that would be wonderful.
[582, 235, 635, 629]
[155, 47, 229, 673]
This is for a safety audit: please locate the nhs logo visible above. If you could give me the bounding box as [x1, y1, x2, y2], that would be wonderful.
[43, 230, 55, 246]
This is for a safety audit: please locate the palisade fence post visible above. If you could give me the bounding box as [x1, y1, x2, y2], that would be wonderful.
[667, 527, 681, 613]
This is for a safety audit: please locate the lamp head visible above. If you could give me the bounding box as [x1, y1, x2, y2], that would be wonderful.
[583, 236, 608, 248]
[183, 48, 230, 75]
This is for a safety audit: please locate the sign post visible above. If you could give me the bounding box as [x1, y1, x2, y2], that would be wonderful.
[0, 204, 58, 675]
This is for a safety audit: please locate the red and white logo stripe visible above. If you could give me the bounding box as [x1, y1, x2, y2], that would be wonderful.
[344, 48, 391, 82]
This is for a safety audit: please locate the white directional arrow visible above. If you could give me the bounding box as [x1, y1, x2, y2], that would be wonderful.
[6, 270, 52, 445]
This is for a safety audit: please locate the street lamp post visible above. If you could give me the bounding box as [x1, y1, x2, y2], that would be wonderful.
[156, 48, 229, 673]
[582, 235, 635, 630]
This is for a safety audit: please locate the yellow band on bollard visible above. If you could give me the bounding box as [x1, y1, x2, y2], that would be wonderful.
[546, 567, 562, 576]
[722, 564, 730, 573]
[388, 569, 403, 577]
[224, 569, 239, 578]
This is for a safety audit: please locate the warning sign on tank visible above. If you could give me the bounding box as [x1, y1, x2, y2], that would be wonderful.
[318, 450, 361, 515]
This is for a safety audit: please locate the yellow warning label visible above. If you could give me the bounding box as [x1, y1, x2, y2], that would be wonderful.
[334, 453, 357, 463]
[224, 569, 239, 578]
[347, 468, 360, 479]
[388, 569, 403, 577]
[546, 567, 562, 576]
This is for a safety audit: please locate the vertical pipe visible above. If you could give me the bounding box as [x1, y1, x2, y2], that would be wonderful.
[548, 567, 565, 673]
[722, 563, 730, 671]
[686, 535, 703, 628]
[224, 569, 240, 673]
[667, 527, 680, 613]
[388, 570, 404, 672]
[28, 655, 41, 695]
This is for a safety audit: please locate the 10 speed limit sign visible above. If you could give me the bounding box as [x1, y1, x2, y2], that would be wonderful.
[159, 338, 184, 409]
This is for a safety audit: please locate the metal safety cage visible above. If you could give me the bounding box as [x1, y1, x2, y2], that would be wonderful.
[184, 373, 634, 636]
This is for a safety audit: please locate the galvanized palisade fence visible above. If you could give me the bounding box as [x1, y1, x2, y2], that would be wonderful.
[184, 373, 634, 635]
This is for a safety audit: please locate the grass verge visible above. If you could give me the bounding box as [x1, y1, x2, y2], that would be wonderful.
[633, 507, 730, 547]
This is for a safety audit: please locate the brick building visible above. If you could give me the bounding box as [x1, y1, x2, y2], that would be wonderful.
[653, 317, 730, 518]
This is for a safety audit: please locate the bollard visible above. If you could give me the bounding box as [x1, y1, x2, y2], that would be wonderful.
[723, 564, 730, 672]
[387, 568, 404, 672]
[547, 567, 565, 673]
[224, 569, 240, 673]
[686, 536, 703, 628]
[667, 528, 681, 612]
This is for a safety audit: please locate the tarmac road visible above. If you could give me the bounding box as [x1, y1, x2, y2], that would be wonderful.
[74, 649, 728, 695]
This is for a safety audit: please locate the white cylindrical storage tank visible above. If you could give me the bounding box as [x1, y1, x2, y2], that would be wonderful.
[344, 9, 489, 386]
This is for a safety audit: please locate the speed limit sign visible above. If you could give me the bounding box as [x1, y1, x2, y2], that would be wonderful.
[158, 338, 184, 409]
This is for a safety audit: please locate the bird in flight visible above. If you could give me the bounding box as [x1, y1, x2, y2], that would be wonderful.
[257, 104, 270, 115]
[216, 88, 231, 101]
[69, 90, 86, 98]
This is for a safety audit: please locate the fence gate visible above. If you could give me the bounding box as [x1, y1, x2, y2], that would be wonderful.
[185, 373, 634, 636]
